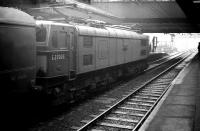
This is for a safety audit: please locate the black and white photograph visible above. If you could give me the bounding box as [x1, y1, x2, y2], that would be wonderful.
[1, 0, 200, 130]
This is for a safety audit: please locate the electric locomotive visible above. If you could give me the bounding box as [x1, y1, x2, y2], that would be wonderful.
[35, 20, 149, 104]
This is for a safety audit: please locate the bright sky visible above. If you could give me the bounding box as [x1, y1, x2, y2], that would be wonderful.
[145, 33, 200, 51]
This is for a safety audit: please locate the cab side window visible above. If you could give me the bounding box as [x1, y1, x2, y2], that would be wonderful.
[65, 34, 70, 49]
[58, 32, 66, 48]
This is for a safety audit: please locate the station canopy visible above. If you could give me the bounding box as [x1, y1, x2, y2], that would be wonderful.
[25, 0, 200, 33]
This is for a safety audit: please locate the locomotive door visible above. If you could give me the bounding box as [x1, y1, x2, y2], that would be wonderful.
[67, 29, 76, 80]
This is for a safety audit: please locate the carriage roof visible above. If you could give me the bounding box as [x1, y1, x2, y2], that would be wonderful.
[0, 7, 35, 26]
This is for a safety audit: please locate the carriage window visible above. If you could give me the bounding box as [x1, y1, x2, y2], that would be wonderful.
[83, 36, 92, 47]
[83, 54, 93, 65]
[36, 25, 47, 42]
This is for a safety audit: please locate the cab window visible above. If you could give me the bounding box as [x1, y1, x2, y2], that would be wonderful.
[52, 31, 58, 48]
[58, 32, 67, 48]
[36, 25, 47, 42]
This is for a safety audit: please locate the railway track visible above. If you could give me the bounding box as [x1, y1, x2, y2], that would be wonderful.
[77, 51, 193, 131]
[148, 51, 184, 65]
[146, 51, 188, 71]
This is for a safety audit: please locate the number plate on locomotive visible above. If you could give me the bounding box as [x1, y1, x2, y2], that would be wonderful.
[51, 54, 65, 61]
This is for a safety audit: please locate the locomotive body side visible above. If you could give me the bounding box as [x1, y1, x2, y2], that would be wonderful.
[76, 26, 149, 75]
[0, 7, 36, 95]
[73, 25, 149, 92]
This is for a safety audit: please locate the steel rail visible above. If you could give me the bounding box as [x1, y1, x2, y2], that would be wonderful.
[145, 51, 189, 71]
[148, 51, 181, 65]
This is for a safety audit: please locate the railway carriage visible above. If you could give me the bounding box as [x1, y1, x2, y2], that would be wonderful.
[0, 7, 36, 96]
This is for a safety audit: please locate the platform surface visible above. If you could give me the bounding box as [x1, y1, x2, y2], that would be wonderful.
[140, 54, 200, 131]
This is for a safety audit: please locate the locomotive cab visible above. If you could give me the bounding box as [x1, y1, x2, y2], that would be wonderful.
[0, 7, 36, 95]
[35, 21, 76, 88]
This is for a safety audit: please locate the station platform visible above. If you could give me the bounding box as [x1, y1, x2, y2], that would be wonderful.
[140, 54, 200, 131]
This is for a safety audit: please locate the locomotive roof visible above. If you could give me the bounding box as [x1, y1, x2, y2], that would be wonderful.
[35, 20, 148, 39]
[0, 7, 35, 26]
[76, 25, 148, 39]
[36, 20, 74, 27]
